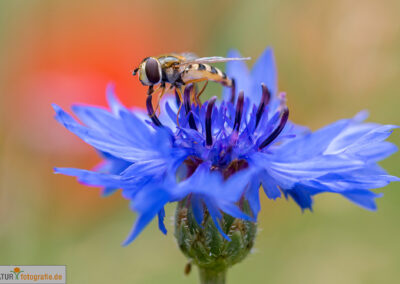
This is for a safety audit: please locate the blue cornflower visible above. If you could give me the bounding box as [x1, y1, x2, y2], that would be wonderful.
[53, 47, 398, 246]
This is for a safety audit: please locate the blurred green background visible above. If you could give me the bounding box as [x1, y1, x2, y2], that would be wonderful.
[0, 0, 399, 283]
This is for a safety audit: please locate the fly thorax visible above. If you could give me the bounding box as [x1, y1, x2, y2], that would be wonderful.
[164, 67, 181, 84]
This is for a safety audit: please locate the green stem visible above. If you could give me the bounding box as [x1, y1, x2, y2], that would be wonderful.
[198, 267, 226, 284]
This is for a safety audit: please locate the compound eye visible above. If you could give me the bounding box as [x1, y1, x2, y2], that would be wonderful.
[145, 58, 161, 84]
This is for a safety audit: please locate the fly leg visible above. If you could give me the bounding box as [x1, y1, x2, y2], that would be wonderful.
[153, 83, 167, 116]
[190, 84, 197, 106]
[182, 78, 209, 105]
[184, 78, 209, 85]
[148, 85, 163, 117]
[175, 86, 184, 126]
[195, 80, 209, 106]
[147, 85, 154, 96]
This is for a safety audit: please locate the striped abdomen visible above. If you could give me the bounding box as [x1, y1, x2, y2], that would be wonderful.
[180, 63, 232, 87]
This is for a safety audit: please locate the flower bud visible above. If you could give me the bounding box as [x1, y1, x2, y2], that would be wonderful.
[174, 198, 257, 275]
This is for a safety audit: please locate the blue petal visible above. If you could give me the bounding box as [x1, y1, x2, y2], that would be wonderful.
[284, 185, 313, 211]
[71, 105, 117, 132]
[245, 178, 261, 218]
[118, 109, 154, 145]
[157, 208, 168, 235]
[54, 167, 124, 188]
[203, 198, 231, 241]
[106, 83, 125, 115]
[250, 47, 278, 103]
[221, 168, 257, 202]
[251, 152, 364, 189]
[356, 141, 398, 162]
[102, 187, 120, 197]
[53, 105, 149, 162]
[274, 119, 351, 162]
[341, 125, 398, 156]
[217, 201, 254, 222]
[191, 195, 204, 226]
[342, 190, 383, 211]
[122, 211, 157, 246]
[260, 171, 282, 200]
[222, 49, 251, 102]
[122, 188, 170, 245]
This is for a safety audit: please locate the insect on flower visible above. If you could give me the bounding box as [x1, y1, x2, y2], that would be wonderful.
[53, 46, 399, 248]
[53, 45, 399, 283]
[132, 53, 250, 119]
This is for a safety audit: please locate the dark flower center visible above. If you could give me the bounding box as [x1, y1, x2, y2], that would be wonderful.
[220, 159, 249, 180]
[182, 156, 249, 181]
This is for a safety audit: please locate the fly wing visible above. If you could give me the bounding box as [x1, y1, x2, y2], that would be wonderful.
[176, 56, 251, 66]
[178, 52, 198, 61]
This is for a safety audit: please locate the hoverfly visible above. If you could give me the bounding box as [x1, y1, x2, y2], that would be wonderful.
[132, 53, 250, 119]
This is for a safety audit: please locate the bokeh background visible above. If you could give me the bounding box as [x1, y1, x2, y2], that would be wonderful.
[1, 0, 399, 283]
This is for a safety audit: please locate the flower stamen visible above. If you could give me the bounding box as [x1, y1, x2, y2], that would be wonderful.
[184, 84, 198, 130]
[277, 92, 287, 111]
[146, 95, 163, 127]
[206, 97, 217, 146]
[230, 79, 236, 103]
[255, 84, 271, 128]
[233, 91, 244, 132]
[259, 107, 289, 149]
